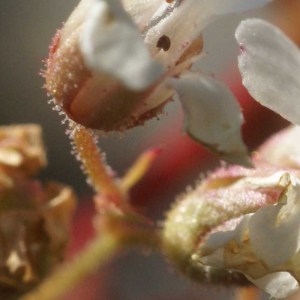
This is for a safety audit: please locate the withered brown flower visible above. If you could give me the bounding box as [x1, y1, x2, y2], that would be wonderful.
[0, 125, 76, 298]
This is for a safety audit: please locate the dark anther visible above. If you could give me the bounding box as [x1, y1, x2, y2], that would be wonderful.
[156, 35, 171, 51]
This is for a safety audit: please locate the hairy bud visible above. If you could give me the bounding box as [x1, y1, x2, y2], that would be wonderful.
[163, 165, 300, 298]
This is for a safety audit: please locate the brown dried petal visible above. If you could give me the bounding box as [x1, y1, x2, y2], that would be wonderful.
[0, 125, 47, 176]
[0, 179, 76, 296]
[43, 182, 76, 259]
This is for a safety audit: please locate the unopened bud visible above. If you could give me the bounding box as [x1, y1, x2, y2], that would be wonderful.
[163, 166, 300, 298]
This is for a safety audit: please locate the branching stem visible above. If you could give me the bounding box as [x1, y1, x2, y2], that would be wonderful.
[69, 122, 124, 207]
[21, 233, 119, 300]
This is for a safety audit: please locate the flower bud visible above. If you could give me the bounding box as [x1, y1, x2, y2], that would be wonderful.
[163, 166, 300, 298]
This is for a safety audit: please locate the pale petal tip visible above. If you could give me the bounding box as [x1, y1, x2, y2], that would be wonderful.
[80, 0, 164, 91]
[235, 18, 300, 125]
[221, 151, 252, 168]
[235, 18, 263, 43]
[170, 73, 249, 166]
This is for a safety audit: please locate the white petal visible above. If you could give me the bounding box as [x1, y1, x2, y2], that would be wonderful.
[249, 174, 300, 268]
[200, 172, 300, 298]
[122, 0, 162, 30]
[80, 0, 164, 90]
[236, 19, 300, 125]
[143, 0, 272, 68]
[247, 272, 299, 299]
[170, 72, 249, 166]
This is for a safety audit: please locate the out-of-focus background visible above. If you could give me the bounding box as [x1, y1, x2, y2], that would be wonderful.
[0, 1, 298, 299]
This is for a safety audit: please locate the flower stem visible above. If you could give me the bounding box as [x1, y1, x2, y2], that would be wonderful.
[21, 233, 119, 300]
[235, 287, 260, 300]
[21, 218, 161, 300]
[120, 147, 161, 192]
[69, 122, 124, 205]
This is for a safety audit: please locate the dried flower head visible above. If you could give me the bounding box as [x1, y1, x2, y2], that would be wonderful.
[0, 125, 47, 183]
[0, 125, 76, 297]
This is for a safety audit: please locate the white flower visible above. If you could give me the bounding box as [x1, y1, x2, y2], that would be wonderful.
[46, 0, 271, 165]
[194, 19, 300, 298]
[81, 0, 271, 91]
[198, 172, 300, 298]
